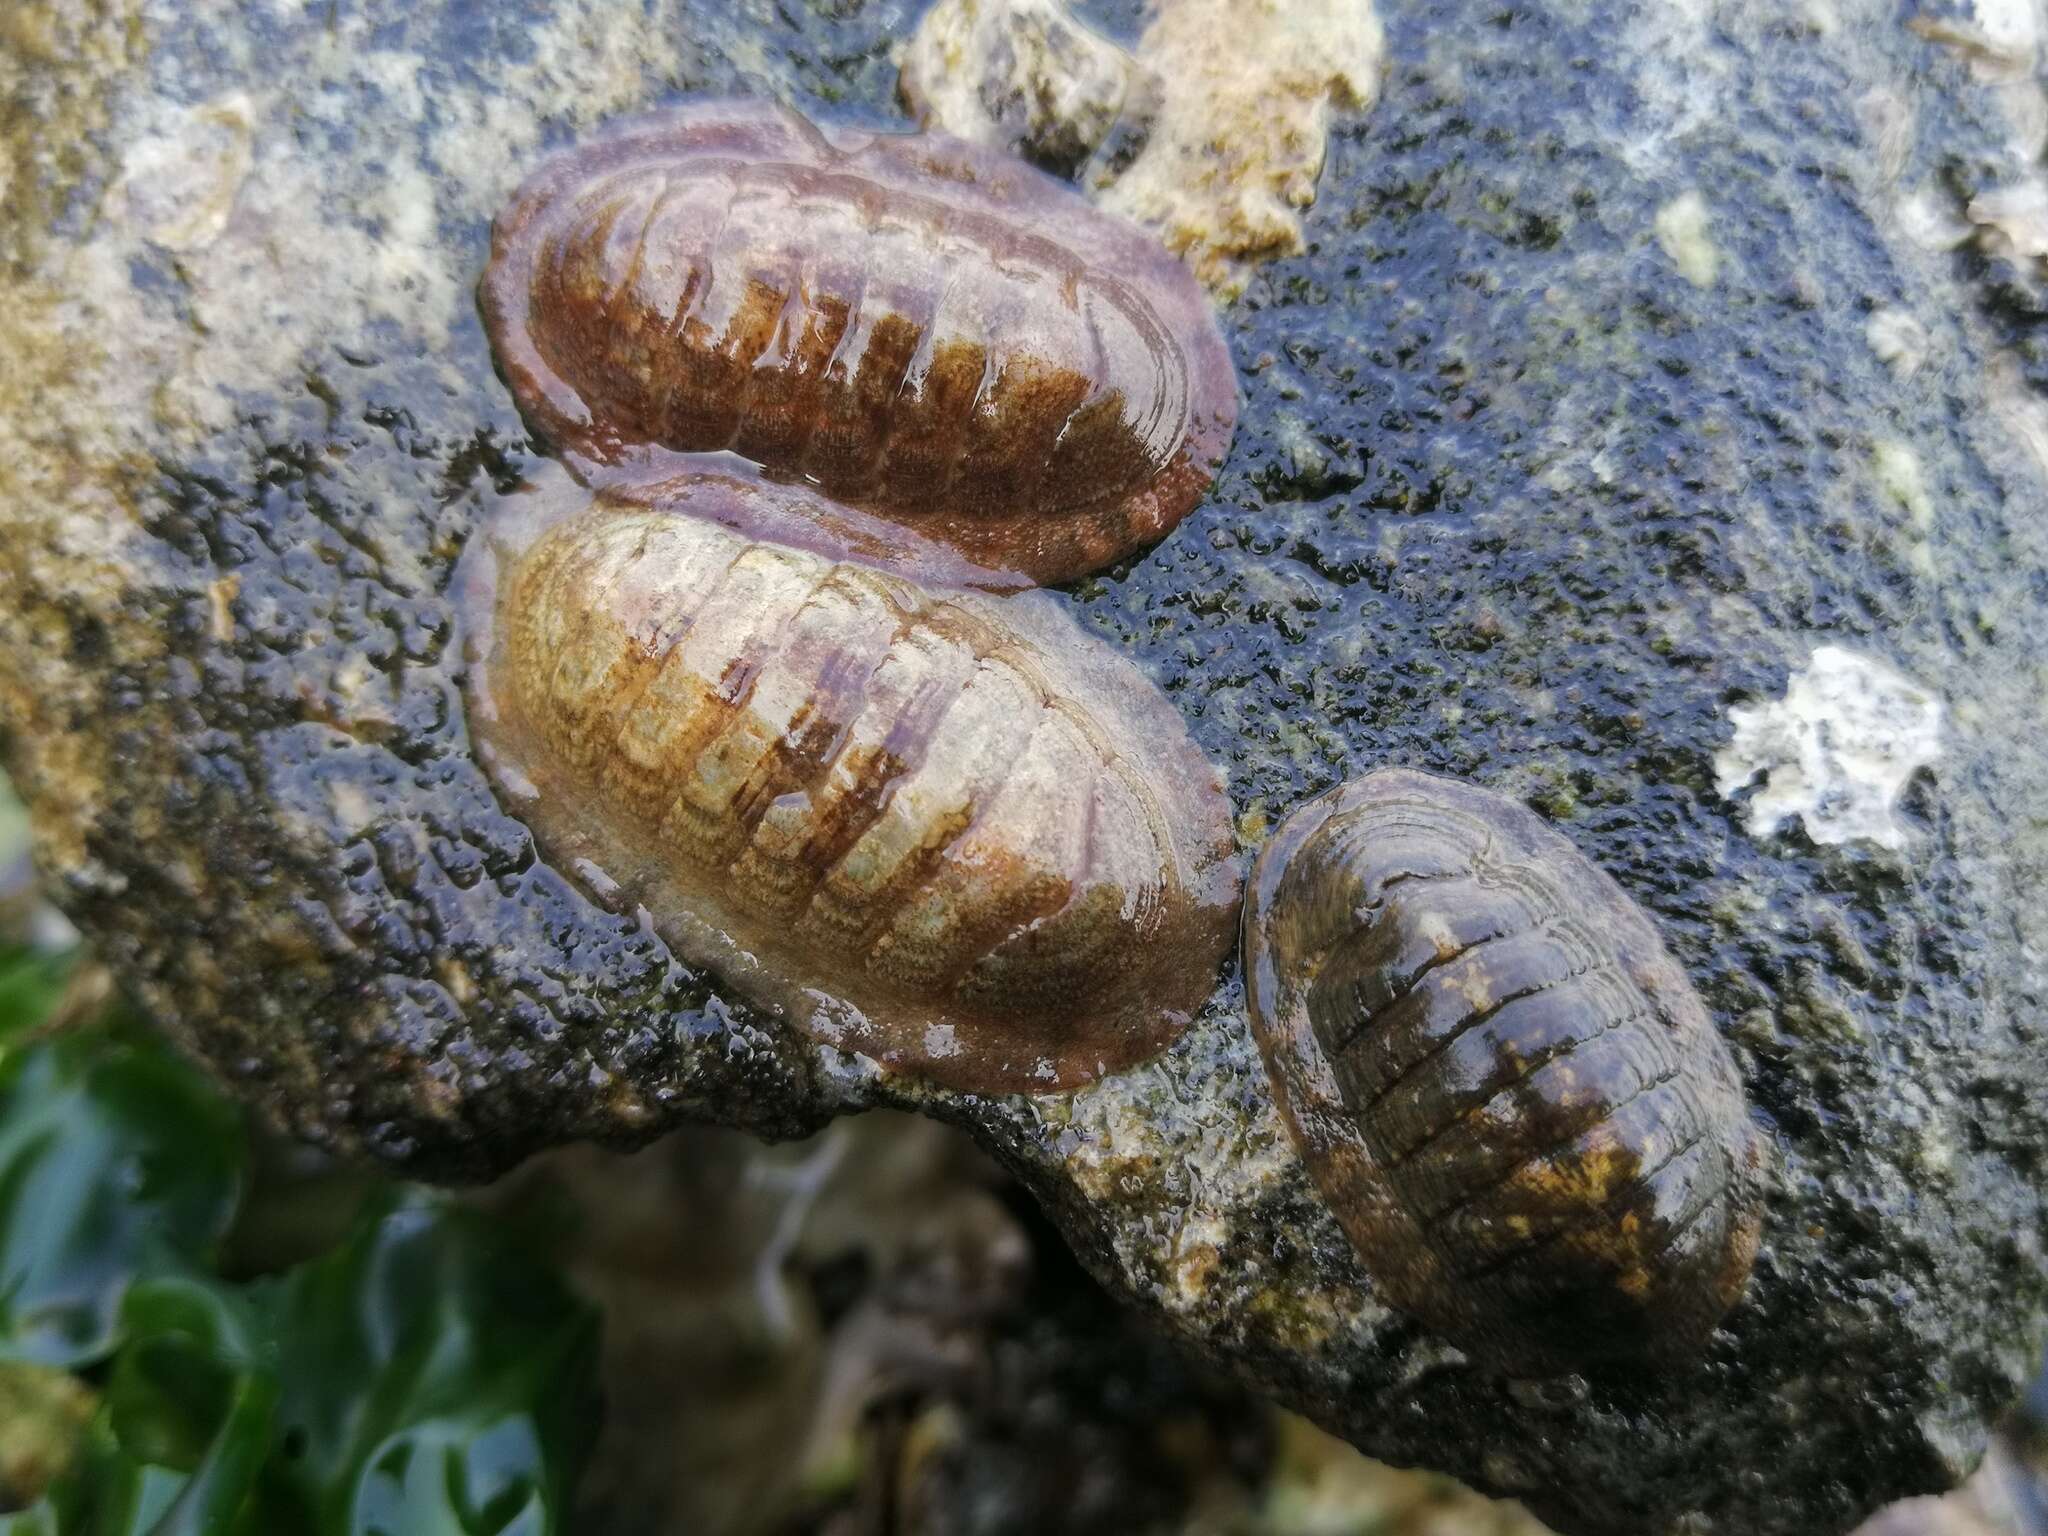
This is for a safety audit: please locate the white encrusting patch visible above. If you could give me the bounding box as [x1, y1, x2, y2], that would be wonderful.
[1713, 645, 1944, 851]
[1871, 439, 1935, 534]
[1865, 309, 1930, 377]
[1968, 178, 2048, 260]
[897, 0, 1144, 174]
[1099, 0, 1384, 296]
[1913, 0, 2048, 276]
[116, 91, 255, 252]
[900, 0, 1386, 298]
[1893, 186, 1975, 250]
[1654, 190, 1721, 288]
[1908, 0, 2042, 80]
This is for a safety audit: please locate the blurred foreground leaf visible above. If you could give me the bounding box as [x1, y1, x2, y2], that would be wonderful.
[268, 1200, 600, 1535]
[0, 969, 599, 1534]
[0, 1029, 243, 1367]
[6, 1186, 599, 1536]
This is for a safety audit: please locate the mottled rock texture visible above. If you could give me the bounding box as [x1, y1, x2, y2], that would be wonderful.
[2, 3, 2046, 1535]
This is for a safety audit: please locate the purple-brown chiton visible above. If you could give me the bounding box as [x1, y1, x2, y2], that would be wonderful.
[479, 98, 1236, 586]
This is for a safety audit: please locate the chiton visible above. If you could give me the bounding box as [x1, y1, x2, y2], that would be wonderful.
[1242, 769, 1767, 1374]
[479, 98, 1236, 586]
[460, 471, 1240, 1093]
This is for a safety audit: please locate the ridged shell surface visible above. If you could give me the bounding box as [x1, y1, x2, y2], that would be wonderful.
[462, 473, 1240, 1093]
[479, 98, 1236, 586]
[1242, 770, 1767, 1375]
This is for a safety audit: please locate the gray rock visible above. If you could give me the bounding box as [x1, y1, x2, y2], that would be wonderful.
[1, 2, 2045, 1534]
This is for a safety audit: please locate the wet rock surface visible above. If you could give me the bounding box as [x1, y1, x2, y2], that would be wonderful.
[2, 3, 2046, 1535]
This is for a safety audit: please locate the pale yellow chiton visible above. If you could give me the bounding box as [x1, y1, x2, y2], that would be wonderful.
[464, 473, 1239, 1093]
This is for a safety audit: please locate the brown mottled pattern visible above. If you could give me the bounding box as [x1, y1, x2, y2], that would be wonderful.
[472, 489, 1239, 1093]
[1242, 769, 1767, 1375]
[480, 98, 1237, 586]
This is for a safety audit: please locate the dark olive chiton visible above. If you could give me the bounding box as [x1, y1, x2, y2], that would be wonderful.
[1242, 769, 1768, 1374]
[479, 98, 1236, 586]
[460, 470, 1240, 1093]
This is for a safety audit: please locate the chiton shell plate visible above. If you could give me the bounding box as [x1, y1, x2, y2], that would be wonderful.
[480, 98, 1236, 586]
[1242, 769, 1768, 1374]
[460, 471, 1240, 1093]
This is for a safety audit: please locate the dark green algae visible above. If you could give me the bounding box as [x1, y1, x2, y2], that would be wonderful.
[2, 2, 2047, 1534]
